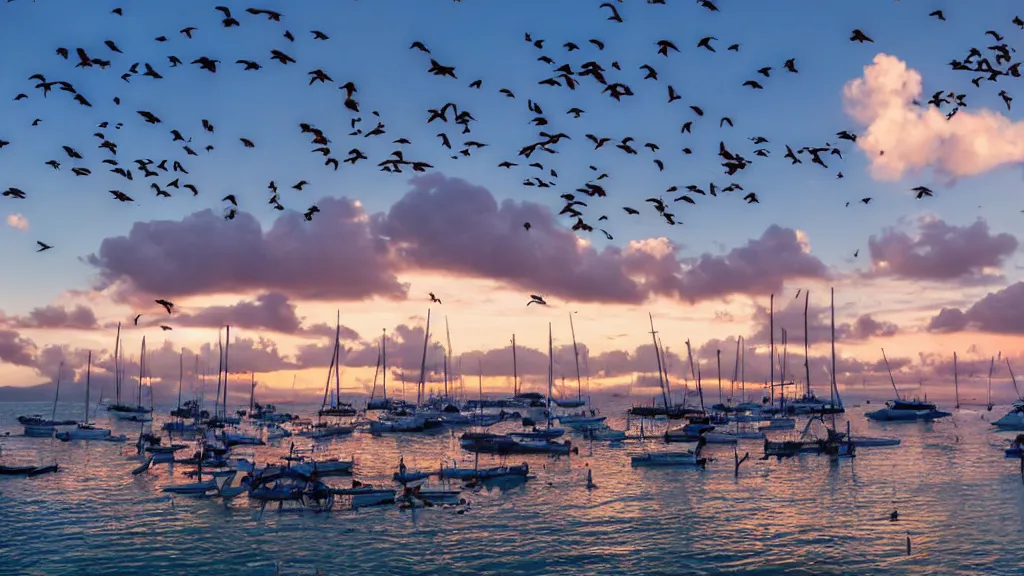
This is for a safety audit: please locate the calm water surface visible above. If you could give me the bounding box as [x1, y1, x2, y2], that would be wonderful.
[1, 401, 1023, 576]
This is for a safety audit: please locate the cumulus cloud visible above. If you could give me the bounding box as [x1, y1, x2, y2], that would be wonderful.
[866, 216, 1016, 283]
[5, 213, 28, 231]
[1, 304, 100, 330]
[927, 282, 1024, 334]
[170, 292, 360, 339]
[0, 329, 36, 366]
[87, 174, 830, 307]
[85, 198, 407, 302]
[747, 294, 899, 346]
[843, 53, 1024, 180]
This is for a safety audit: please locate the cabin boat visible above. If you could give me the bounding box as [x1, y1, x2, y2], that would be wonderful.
[865, 399, 951, 421]
[631, 440, 707, 467]
[19, 415, 74, 438]
[56, 423, 123, 441]
[992, 401, 1024, 431]
[439, 462, 529, 481]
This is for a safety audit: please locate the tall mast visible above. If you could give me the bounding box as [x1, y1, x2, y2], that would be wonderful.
[417, 310, 431, 406]
[717, 349, 723, 405]
[569, 313, 583, 402]
[381, 329, 388, 402]
[333, 312, 342, 407]
[511, 335, 519, 396]
[113, 322, 121, 406]
[176, 350, 183, 418]
[769, 293, 775, 408]
[831, 288, 840, 408]
[250, 372, 256, 414]
[223, 325, 231, 416]
[321, 323, 338, 411]
[658, 335, 674, 404]
[804, 290, 811, 397]
[547, 323, 553, 429]
[732, 338, 741, 403]
[649, 314, 669, 409]
[51, 361, 64, 422]
[85, 352, 92, 424]
[138, 336, 146, 406]
[215, 331, 224, 419]
[881, 348, 899, 400]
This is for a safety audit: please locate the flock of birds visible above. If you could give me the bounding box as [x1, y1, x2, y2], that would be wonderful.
[1, 1, 1023, 314]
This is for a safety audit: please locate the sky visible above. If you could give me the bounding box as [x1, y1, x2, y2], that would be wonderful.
[3, 0, 1024, 406]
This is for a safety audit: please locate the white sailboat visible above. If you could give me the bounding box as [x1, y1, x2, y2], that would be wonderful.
[57, 352, 123, 441]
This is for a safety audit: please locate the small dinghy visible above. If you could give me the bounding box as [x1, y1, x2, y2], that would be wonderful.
[0, 463, 60, 476]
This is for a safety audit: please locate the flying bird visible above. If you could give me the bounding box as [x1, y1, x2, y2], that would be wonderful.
[155, 299, 174, 314]
[527, 295, 548, 306]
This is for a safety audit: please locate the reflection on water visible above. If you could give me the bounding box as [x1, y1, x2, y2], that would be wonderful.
[1, 401, 1023, 575]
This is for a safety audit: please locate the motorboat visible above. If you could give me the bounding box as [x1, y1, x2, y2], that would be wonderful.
[631, 441, 707, 468]
[582, 425, 627, 442]
[459, 431, 573, 455]
[369, 415, 424, 434]
[865, 399, 951, 421]
[993, 401, 1024, 430]
[439, 462, 529, 481]
[56, 423, 123, 441]
[18, 415, 76, 438]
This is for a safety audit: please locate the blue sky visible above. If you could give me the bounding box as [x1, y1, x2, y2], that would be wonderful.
[1, 0, 1024, 315]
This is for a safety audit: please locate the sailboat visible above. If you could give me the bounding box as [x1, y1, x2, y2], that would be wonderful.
[319, 313, 358, 418]
[164, 352, 198, 434]
[57, 352, 123, 441]
[992, 358, 1024, 430]
[553, 314, 586, 408]
[866, 347, 950, 421]
[108, 325, 153, 420]
[787, 290, 844, 415]
[114, 337, 153, 422]
[21, 361, 76, 436]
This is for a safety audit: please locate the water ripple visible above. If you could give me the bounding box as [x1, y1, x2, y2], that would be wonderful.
[2, 402, 1024, 575]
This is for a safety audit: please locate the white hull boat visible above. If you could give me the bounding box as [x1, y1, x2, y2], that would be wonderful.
[993, 402, 1024, 430]
[56, 423, 120, 441]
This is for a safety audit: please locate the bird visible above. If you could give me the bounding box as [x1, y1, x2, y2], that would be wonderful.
[527, 295, 548, 306]
[160, 325, 173, 331]
[429, 292, 442, 304]
[850, 29, 874, 43]
[929, 10, 945, 21]
[155, 299, 174, 314]
[133, 314, 142, 325]
[36, 241, 53, 252]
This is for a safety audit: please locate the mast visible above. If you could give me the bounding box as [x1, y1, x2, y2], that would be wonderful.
[113, 322, 121, 406]
[334, 312, 343, 407]
[649, 314, 670, 409]
[443, 352, 449, 399]
[831, 287, 841, 409]
[569, 313, 583, 402]
[223, 325, 230, 417]
[369, 342, 382, 400]
[717, 349, 723, 405]
[1006, 358, 1021, 400]
[176, 351, 183, 419]
[881, 348, 899, 400]
[321, 326, 338, 411]
[50, 361, 64, 422]
[249, 372, 256, 414]
[417, 310, 431, 407]
[987, 356, 996, 409]
[511, 334, 519, 396]
[85, 352, 92, 424]
[769, 294, 775, 409]
[953, 352, 960, 409]
[382, 329, 388, 402]
[732, 338, 741, 403]
[547, 323, 553, 429]
[215, 331, 224, 419]
[138, 336, 146, 407]
[658, 335, 674, 404]
[804, 290, 811, 398]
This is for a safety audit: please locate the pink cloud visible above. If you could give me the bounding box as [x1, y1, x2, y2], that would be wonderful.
[85, 174, 831, 306]
[927, 282, 1024, 334]
[747, 295, 899, 346]
[844, 53, 1024, 180]
[2, 304, 99, 330]
[5, 213, 28, 231]
[85, 198, 407, 302]
[0, 329, 36, 366]
[170, 292, 360, 339]
[867, 217, 1016, 283]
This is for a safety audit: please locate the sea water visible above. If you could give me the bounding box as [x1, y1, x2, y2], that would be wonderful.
[1, 401, 1023, 576]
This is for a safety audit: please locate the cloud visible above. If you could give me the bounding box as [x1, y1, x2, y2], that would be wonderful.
[374, 173, 648, 304]
[0, 329, 36, 366]
[843, 53, 1024, 180]
[927, 282, 1024, 334]
[85, 198, 407, 302]
[5, 213, 28, 231]
[0, 304, 100, 330]
[86, 174, 831, 307]
[866, 216, 1016, 283]
[170, 292, 360, 339]
[747, 294, 899, 346]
